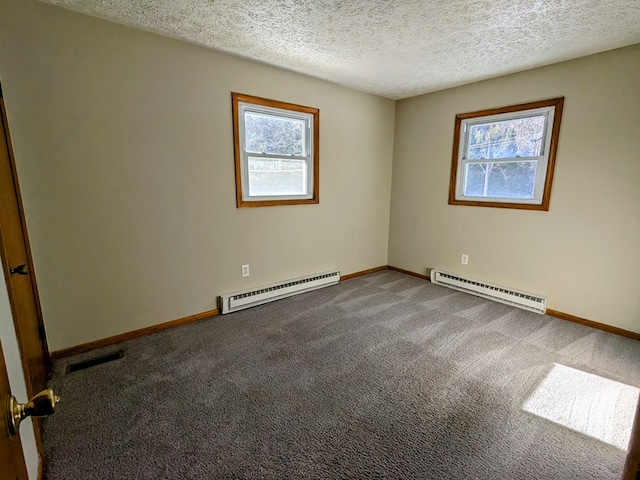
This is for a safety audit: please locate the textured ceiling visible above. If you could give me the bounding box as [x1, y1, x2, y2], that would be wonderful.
[40, 0, 640, 99]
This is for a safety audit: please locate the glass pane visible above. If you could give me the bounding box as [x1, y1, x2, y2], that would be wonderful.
[467, 115, 546, 160]
[244, 111, 306, 156]
[247, 157, 307, 196]
[464, 161, 537, 199]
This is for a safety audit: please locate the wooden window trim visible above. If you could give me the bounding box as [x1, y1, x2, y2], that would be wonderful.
[231, 92, 320, 208]
[448, 97, 564, 211]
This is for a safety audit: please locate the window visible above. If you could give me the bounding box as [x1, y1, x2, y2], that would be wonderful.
[232, 92, 319, 208]
[449, 97, 564, 210]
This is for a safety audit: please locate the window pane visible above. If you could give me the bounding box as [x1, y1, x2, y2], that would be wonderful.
[467, 115, 546, 160]
[247, 157, 307, 196]
[245, 112, 306, 156]
[464, 161, 537, 199]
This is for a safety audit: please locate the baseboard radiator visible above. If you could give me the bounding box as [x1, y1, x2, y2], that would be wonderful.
[430, 269, 546, 314]
[219, 270, 340, 314]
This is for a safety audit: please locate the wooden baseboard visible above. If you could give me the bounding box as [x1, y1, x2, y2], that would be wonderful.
[387, 265, 640, 341]
[50, 309, 219, 360]
[387, 265, 430, 280]
[545, 309, 640, 341]
[51, 267, 388, 360]
[50, 266, 639, 361]
[340, 265, 388, 281]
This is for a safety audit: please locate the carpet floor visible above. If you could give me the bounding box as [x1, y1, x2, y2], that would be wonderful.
[43, 271, 640, 479]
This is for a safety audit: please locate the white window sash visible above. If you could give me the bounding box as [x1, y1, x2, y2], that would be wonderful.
[462, 156, 542, 164]
[242, 152, 311, 162]
[456, 106, 556, 204]
[238, 102, 314, 202]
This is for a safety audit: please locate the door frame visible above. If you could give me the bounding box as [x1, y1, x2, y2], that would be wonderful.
[0, 81, 51, 458]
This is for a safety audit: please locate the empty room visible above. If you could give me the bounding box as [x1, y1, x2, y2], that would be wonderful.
[0, 0, 639, 478]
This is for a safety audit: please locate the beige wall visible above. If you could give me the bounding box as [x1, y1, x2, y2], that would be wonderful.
[0, 1, 638, 352]
[389, 45, 640, 333]
[0, 0, 395, 350]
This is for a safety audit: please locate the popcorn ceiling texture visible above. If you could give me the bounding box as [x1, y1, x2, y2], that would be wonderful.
[40, 0, 640, 99]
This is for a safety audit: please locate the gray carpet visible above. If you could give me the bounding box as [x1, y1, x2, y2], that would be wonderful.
[43, 271, 640, 479]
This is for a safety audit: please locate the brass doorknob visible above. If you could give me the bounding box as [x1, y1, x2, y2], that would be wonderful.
[6, 388, 59, 436]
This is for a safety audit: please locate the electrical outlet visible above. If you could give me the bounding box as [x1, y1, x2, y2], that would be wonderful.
[461, 254, 469, 265]
[241, 264, 250, 277]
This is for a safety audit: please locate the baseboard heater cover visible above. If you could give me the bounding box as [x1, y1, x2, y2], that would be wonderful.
[219, 270, 340, 314]
[430, 269, 546, 314]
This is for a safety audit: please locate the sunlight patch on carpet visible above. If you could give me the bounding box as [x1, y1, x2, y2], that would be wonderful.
[523, 363, 639, 451]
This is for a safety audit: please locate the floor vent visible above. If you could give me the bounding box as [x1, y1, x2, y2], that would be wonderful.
[219, 270, 340, 314]
[66, 350, 124, 373]
[430, 269, 546, 314]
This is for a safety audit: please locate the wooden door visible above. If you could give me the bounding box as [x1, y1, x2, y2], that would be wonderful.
[0, 337, 29, 480]
[0, 85, 51, 429]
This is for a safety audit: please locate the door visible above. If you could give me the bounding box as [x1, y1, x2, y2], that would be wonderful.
[0, 84, 51, 458]
[0, 84, 50, 398]
[0, 337, 29, 480]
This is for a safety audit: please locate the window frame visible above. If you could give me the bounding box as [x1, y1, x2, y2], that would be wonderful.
[232, 92, 320, 208]
[448, 97, 564, 211]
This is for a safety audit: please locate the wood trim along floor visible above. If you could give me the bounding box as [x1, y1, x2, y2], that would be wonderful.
[386, 265, 430, 280]
[50, 265, 639, 360]
[340, 266, 388, 281]
[50, 267, 387, 360]
[387, 265, 640, 342]
[50, 309, 219, 360]
[545, 309, 640, 341]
